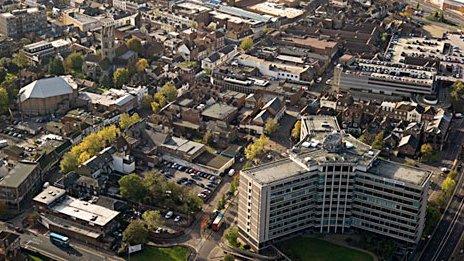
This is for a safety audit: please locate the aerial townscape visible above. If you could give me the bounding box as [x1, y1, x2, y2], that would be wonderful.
[2, 0, 464, 261]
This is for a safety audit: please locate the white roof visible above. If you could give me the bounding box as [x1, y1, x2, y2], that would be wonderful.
[19, 76, 77, 102]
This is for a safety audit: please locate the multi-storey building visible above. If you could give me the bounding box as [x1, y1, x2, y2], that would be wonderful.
[0, 7, 47, 38]
[333, 59, 437, 99]
[238, 116, 431, 251]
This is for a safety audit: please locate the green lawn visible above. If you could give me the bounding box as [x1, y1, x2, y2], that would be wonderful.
[131, 246, 191, 261]
[277, 237, 374, 261]
[27, 254, 45, 261]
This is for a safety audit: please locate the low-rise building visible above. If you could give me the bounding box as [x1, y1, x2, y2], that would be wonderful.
[0, 7, 47, 38]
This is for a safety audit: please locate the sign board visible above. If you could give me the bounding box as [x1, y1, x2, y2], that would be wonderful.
[128, 244, 142, 254]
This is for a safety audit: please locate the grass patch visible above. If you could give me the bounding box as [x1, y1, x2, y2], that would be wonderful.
[131, 246, 191, 261]
[27, 254, 46, 261]
[277, 236, 374, 261]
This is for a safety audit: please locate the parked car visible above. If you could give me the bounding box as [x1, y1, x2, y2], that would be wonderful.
[174, 216, 181, 222]
[228, 169, 235, 177]
[165, 211, 174, 219]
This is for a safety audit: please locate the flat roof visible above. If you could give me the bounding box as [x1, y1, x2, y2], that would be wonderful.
[244, 158, 306, 185]
[33, 186, 66, 205]
[0, 162, 38, 188]
[237, 54, 308, 75]
[249, 2, 304, 19]
[368, 159, 430, 186]
[201, 103, 237, 120]
[51, 196, 119, 227]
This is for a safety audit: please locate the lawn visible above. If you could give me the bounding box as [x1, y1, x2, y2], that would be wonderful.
[27, 254, 46, 261]
[131, 246, 191, 261]
[277, 236, 374, 261]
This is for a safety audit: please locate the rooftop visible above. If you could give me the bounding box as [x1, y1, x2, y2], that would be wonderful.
[0, 162, 38, 188]
[368, 159, 430, 186]
[249, 2, 304, 19]
[201, 103, 237, 120]
[33, 186, 66, 205]
[19, 76, 77, 102]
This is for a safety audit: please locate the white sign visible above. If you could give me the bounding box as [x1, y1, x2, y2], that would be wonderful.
[128, 244, 142, 254]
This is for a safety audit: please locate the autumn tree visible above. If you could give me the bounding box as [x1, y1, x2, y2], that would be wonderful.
[420, 143, 433, 162]
[450, 81, 464, 101]
[142, 210, 163, 231]
[291, 120, 301, 140]
[136, 58, 149, 73]
[240, 37, 253, 51]
[245, 135, 269, 161]
[264, 118, 278, 135]
[119, 113, 141, 130]
[123, 219, 149, 245]
[119, 174, 148, 202]
[371, 132, 384, 150]
[113, 68, 130, 88]
[127, 37, 143, 54]
[160, 82, 177, 102]
[442, 176, 456, 197]
[60, 152, 79, 174]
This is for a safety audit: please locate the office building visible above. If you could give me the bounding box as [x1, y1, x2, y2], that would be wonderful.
[238, 116, 431, 251]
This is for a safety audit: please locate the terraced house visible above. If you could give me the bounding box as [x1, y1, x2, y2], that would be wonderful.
[238, 116, 431, 251]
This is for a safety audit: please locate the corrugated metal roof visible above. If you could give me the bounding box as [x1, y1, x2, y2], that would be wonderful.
[19, 76, 76, 102]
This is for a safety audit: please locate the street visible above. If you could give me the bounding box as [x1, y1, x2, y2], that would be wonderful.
[406, 0, 464, 26]
[20, 232, 122, 261]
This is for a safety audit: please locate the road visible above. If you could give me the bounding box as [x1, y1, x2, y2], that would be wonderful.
[417, 119, 464, 261]
[20, 232, 122, 261]
[407, 0, 464, 26]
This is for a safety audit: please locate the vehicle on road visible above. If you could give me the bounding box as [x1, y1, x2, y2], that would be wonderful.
[50, 232, 70, 247]
[228, 169, 235, 177]
[441, 167, 450, 173]
[212, 211, 224, 231]
[174, 216, 181, 222]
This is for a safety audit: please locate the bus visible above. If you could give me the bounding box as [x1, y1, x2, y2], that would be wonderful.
[49, 232, 70, 247]
[211, 211, 224, 231]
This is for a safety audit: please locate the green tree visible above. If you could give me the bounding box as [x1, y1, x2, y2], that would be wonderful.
[0, 67, 6, 83]
[224, 227, 240, 247]
[12, 52, 30, 68]
[141, 94, 153, 110]
[0, 87, 8, 114]
[217, 194, 226, 210]
[60, 152, 79, 174]
[424, 206, 440, 236]
[113, 68, 130, 88]
[123, 219, 149, 245]
[119, 174, 148, 202]
[160, 82, 177, 102]
[224, 254, 234, 261]
[230, 175, 239, 194]
[119, 113, 141, 130]
[442, 176, 456, 197]
[65, 52, 84, 72]
[142, 210, 163, 231]
[127, 38, 143, 54]
[371, 132, 384, 150]
[99, 74, 113, 88]
[264, 118, 278, 135]
[48, 58, 65, 75]
[291, 120, 301, 140]
[202, 130, 213, 145]
[240, 37, 253, 51]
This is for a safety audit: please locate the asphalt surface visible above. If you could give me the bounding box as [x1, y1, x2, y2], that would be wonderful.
[406, 0, 464, 26]
[21, 232, 122, 261]
[418, 119, 464, 261]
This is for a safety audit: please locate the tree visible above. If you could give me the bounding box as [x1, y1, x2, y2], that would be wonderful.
[127, 38, 143, 54]
[0, 87, 8, 114]
[160, 82, 177, 102]
[450, 80, 464, 101]
[151, 101, 161, 113]
[240, 37, 253, 51]
[119, 113, 141, 130]
[142, 210, 163, 231]
[60, 152, 79, 174]
[64, 52, 83, 72]
[217, 194, 226, 210]
[0, 67, 6, 83]
[245, 135, 269, 161]
[224, 255, 234, 261]
[203, 130, 213, 145]
[12, 52, 30, 68]
[264, 118, 278, 135]
[48, 58, 65, 75]
[154, 92, 167, 107]
[230, 175, 239, 194]
[141, 94, 153, 110]
[224, 227, 240, 247]
[420, 143, 433, 161]
[99, 74, 113, 88]
[113, 68, 130, 88]
[291, 120, 301, 140]
[371, 132, 384, 150]
[123, 219, 149, 245]
[136, 58, 149, 73]
[442, 176, 456, 197]
[119, 174, 148, 202]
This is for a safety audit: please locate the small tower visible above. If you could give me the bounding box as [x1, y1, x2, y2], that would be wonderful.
[100, 18, 115, 61]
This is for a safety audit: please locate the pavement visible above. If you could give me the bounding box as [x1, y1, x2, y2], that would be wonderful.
[406, 0, 464, 27]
